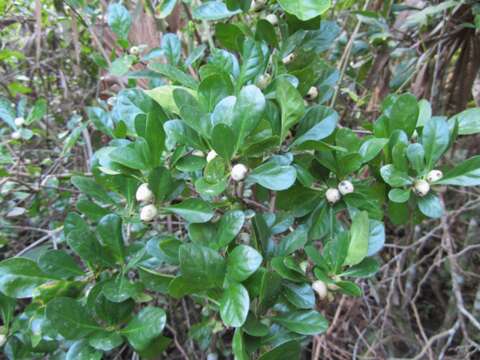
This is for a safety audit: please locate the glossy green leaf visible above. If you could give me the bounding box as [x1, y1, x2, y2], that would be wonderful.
[422, 117, 450, 169]
[436, 155, 480, 186]
[344, 211, 369, 266]
[88, 331, 123, 352]
[448, 108, 480, 135]
[272, 310, 328, 335]
[211, 124, 235, 160]
[107, 3, 131, 39]
[248, 161, 297, 191]
[388, 188, 411, 203]
[276, 78, 305, 141]
[380, 164, 412, 187]
[388, 93, 418, 137]
[216, 210, 245, 249]
[232, 329, 249, 360]
[46, 297, 101, 339]
[220, 283, 250, 327]
[192, 1, 241, 20]
[179, 243, 225, 288]
[97, 214, 125, 264]
[164, 199, 214, 223]
[258, 340, 301, 360]
[227, 245, 263, 282]
[341, 258, 379, 278]
[122, 307, 167, 351]
[0, 258, 54, 298]
[277, 0, 331, 21]
[66, 341, 102, 360]
[417, 193, 443, 219]
[38, 251, 84, 279]
[282, 282, 315, 309]
[277, 225, 308, 256]
[148, 166, 174, 201]
[359, 138, 388, 163]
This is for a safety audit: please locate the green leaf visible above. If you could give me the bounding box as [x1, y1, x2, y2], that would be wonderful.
[0, 95, 15, 128]
[145, 110, 166, 167]
[164, 119, 207, 151]
[340, 258, 379, 278]
[276, 78, 305, 141]
[0, 258, 54, 298]
[122, 307, 166, 351]
[158, 0, 177, 18]
[282, 282, 315, 309]
[71, 176, 114, 204]
[192, 1, 241, 20]
[277, 225, 308, 256]
[422, 117, 450, 169]
[406, 143, 425, 173]
[148, 166, 174, 201]
[277, 0, 331, 21]
[359, 138, 388, 163]
[232, 329, 249, 360]
[259, 270, 282, 309]
[46, 297, 101, 339]
[211, 124, 236, 160]
[107, 3, 132, 39]
[380, 164, 412, 187]
[227, 245, 263, 282]
[66, 341, 102, 360]
[248, 161, 297, 191]
[103, 277, 142, 303]
[417, 193, 443, 219]
[216, 23, 245, 52]
[448, 108, 480, 135]
[388, 188, 411, 203]
[198, 73, 234, 112]
[232, 85, 266, 150]
[88, 331, 124, 351]
[67, 229, 102, 266]
[109, 55, 135, 76]
[97, 214, 125, 264]
[148, 63, 198, 89]
[258, 340, 301, 360]
[145, 86, 196, 114]
[164, 199, 214, 223]
[368, 220, 385, 256]
[161, 33, 181, 65]
[216, 210, 245, 249]
[179, 243, 225, 288]
[336, 280, 362, 296]
[220, 283, 250, 327]
[292, 105, 338, 148]
[344, 211, 369, 266]
[272, 310, 328, 335]
[238, 39, 267, 88]
[109, 145, 147, 170]
[388, 93, 418, 137]
[436, 155, 480, 186]
[38, 250, 84, 279]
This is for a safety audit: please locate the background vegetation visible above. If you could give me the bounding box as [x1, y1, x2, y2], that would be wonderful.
[1, 0, 480, 359]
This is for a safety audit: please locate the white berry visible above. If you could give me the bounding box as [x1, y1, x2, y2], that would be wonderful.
[11, 131, 21, 140]
[306, 86, 318, 100]
[136, 183, 154, 203]
[325, 188, 341, 204]
[206, 150, 217, 163]
[338, 180, 354, 195]
[414, 179, 430, 197]
[231, 164, 248, 181]
[14, 117, 25, 127]
[129, 46, 140, 55]
[312, 280, 328, 299]
[282, 53, 295, 65]
[427, 169, 443, 183]
[140, 204, 157, 222]
[257, 74, 271, 89]
[265, 14, 278, 25]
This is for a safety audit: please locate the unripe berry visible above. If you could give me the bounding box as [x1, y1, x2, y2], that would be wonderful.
[282, 53, 295, 65]
[338, 180, 354, 195]
[206, 150, 217, 163]
[305, 86, 318, 100]
[312, 280, 328, 299]
[129, 46, 140, 55]
[427, 169, 443, 183]
[14, 117, 25, 127]
[136, 183, 154, 203]
[11, 131, 21, 140]
[265, 14, 278, 25]
[231, 164, 248, 181]
[257, 74, 271, 89]
[325, 188, 341, 204]
[414, 179, 430, 197]
[140, 204, 157, 222]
